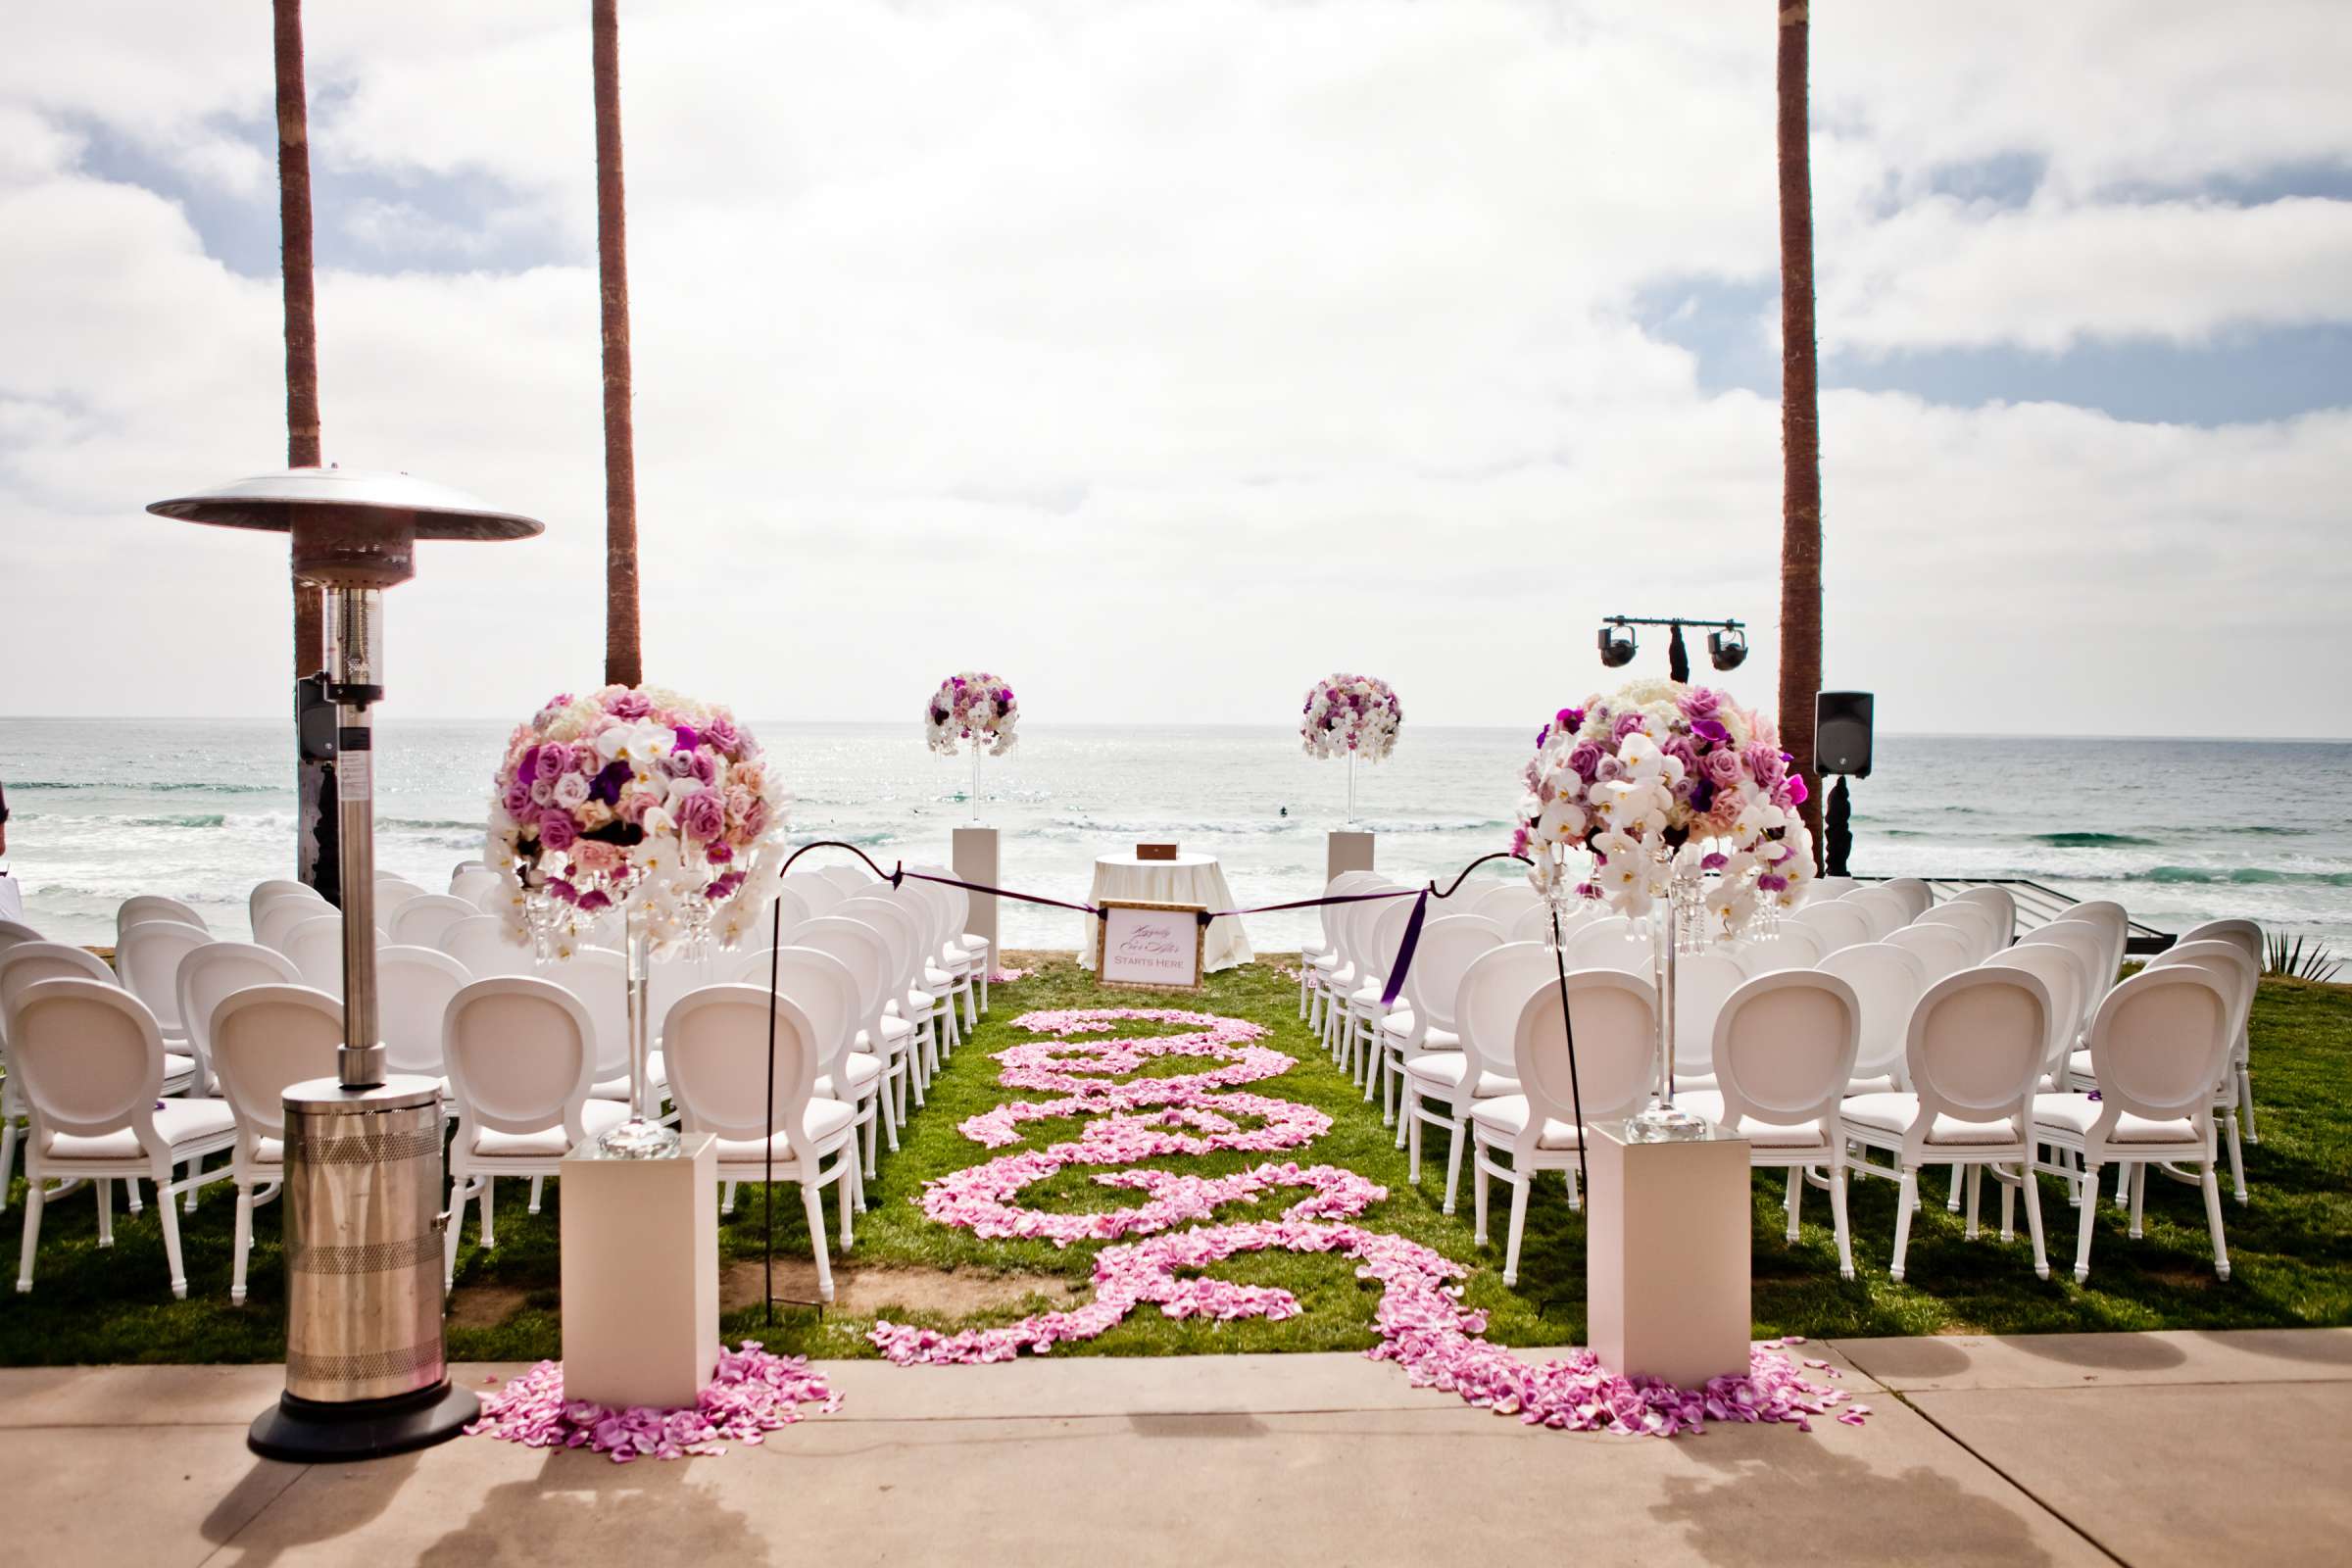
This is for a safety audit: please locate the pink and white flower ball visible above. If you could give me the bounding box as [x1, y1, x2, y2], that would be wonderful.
[485, 685, 792, 956]
[1300, 672, 1402, 761]
[925, 671, 1019, 757]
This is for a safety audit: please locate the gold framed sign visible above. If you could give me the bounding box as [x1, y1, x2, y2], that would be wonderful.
[1094, 900, 1207, 992]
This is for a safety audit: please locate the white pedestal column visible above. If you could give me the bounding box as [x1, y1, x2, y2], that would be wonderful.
[561, 1133, 719, 1410]
[1326, 829, 1375, 884]
[953, 825, 1000, 951]
[1585, 1124, 1751, 1388]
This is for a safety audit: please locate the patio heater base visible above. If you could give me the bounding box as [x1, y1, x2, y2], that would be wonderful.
[248, 1381, 482, 1463]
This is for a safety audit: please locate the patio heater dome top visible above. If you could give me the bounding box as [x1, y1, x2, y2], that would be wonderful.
[147, 466, 543, 587]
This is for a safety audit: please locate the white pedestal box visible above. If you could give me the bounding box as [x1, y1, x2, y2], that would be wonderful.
[560, 1133, 719, 1411]
[954, 826, 1000, 952]
[1326, 829, 1375, 884]
[1585, 1123, 1751, 1388]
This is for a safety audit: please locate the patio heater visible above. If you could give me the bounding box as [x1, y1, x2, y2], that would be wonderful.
[147, 467, 543, 1460]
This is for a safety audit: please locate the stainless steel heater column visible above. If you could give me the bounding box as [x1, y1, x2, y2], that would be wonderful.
[148, 468, 543, 1461]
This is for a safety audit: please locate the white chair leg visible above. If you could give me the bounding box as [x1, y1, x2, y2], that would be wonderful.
[2237, 1059, 2258, 1145]
[722, 1181, 739, 1216]
[1298, 965, 1309, 1020]
[443, 1180, 466, 1290]
[1785, 1167, 1802, 1244]
[158, 1181, 189, 1299]
[1441, 1118, 1465, 1215]
[124, 1177, 142, 1215]
[1891, 1168, 1918, 1281]
[184, 1159, 202, 1214]
[1829, 1164, 1854, 1280]
[837, 1157, 856, 1250]
[0, 1116, 15, 1214]
[2201, 1163, 2231, 1281]
[1965, 1164, 1983, 1240]
[2074, 1163, 2100, 1282]
[232, 1187, 255, 1305]
[802, 1183, 834, 1302]
[2023, 1165, 2049, 1280]
[2114, 1161, 2131, 1206]
[1406, 1106, 1423, 1185]
[479, 1175, 497, 1250]
[1472, 1150, 1491, 1247]
[1501, 1176, 1530, 1289]
[2129, 1163, 2147, 1239]
[527, 1175, 545, 1216]
[17, 1182, 44, 1292]
[2000, 1172, 2016, 1241]
[95, 1178, 115, 1248]
[1946, 1160, 1963, 1212]
[1565, 1162, 1580, 1212]
[2224, 1111, 2247, 1205]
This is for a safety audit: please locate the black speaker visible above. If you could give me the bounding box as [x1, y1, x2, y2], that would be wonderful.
[1815, 691, 1874, 778]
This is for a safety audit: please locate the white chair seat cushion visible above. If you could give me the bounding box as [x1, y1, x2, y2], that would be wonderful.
[2034, 1093, 2202, 1146]
[1401, 1052, 1518, 1098]
[42, 1097, 237, 1161]
[906, 988, 937, 1010]
[2068, 1048, 2096, 1083]
[1841, 1092, 2019, 1146]
[1349, 982, 1391, 1008]
[710, 1098, 858, 1160]
[817, 1053, 883, 1099]
[923, 966, 956, 988]
[1673, 1073, 1718, 1092]
[468, 1099, 630, 1159]
[165, 1052, 197, 1080]
[1671, 1091, 1835, 1150]
[1467, 1095, 1581, 1150]
[1380, 1016, 1456, 1049]
[1842, 1074, 1899, 1096]
[592, 1050, 666, 1101]
[873, 1016, 914, 1046]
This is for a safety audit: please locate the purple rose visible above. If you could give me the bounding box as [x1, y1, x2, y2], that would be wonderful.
[1679, 687, 1721, 720]
[1567, 740, 1605, 781]
[536, 810, 578, 853]
[516, 744, 542, 782]
[703, 714, 740, 753]
[1594, 754, 1626, 784]
[591, 759, 633, 805]
[501, 777, 535, 816]
[1660, 734, 1699, 772]
[676, 787, 725, 844]
[1744, 744, 1786, 787]
[1688, 778, 1713, 812]
[1705, 749, 1742, 788]
[608, 690, 653, 719]
[1614, 711, 1647, 741]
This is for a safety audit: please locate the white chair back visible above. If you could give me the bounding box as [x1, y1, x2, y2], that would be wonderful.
[820, 864, 875, 895]
[118, 895, 206, 944]
[790, 917, 893, 1043]
[784, 873, 845, 918]
[441, 915, 537, 978]
[2082, 967, 2231, 1127]
[1951, 885, 2017, 946]
[1807, 875, 1857, 902]
[2175, 918, 2262, 975]
[2055, 900, 2129, 993]
[282, 914, 355, 996]
[0, 919, 45, 956]
[1398, 915, 1503, 1043]
[391, 894, 481, 949]
[1816, 941, 1927, 1084]
[377, 945, 472, 1075]
[1841, 886, 1907, 942]
[1561, 915, 1649, 974]
[1883, 878, 1933, 922]
[1788, 899, 1873, 956]
[1885, 922, 1977, 987]
[10, 980, 168, 1137]
[1917, 903, 2000, 962]
[1508, 903, 1573, 946]
[1985, 941, 2089, 1081]
[255, 898, 323, 955]
[449, 867, 504, 907]
[1510, 969, 1657, 1129]
[542, 948, 628, 1083]
[1362, 899, 1416, 993]
[1453, 942, 1558, 1085]
[1738, 921, 1826, 973]
[1469, 882, 1543, 925]
[2016, 918, 2115, 1034]
[248, 880, 321, 934]
[444, 977, 601, 1145]
[372, 878, 426, 919]
[0, 944, 118, 1054]
[2147, 940, 2257, 1086]
[1900, 968, 2049, 1150]
[1315, 872, 1378, 952]
[1711, 970, 1860, 1127]
[115, 919, 212, 1038]
[211, 985, 342, 1147]
[836, 897, 920, 994]
[176, 941, 302, 1081]
[717, 945, 859, 1081]
[1671, 950, 1748, 1076]
[663, 986, 828, 1149]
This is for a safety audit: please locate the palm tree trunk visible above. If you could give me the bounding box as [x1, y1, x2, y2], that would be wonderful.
[1776, 0, 1825, 866]
[274, 0, 335, 896]
[594, 0, 642, 689]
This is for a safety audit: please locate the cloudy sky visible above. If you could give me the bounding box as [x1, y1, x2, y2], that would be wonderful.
[3, 1, 2347, 737]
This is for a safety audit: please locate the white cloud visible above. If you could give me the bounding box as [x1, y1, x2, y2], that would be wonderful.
[2, 1, 2349, 741]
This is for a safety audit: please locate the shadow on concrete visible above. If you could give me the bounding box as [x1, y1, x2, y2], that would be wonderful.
[1651, 1438, 2056, 1566]
[2005, 1333, 2188, 1374]
[201, 1452, 421, 1565]
[416, 1451, 770, 1567]
[1127, 1411, 1270, 1440]
[2191, 1327, 2352, 1368]
[1835, 1337, 1975, 1383]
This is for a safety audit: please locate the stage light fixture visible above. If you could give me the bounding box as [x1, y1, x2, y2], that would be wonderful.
[1708, 626, 1748, 670]
[1597, 622, 1638, 667]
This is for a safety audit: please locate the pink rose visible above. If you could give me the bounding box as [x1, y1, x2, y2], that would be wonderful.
[537, 810, 579, 853]
[1704, 749, 1742, 789]
[616, 787, 653, 825]
[676, 787, 725, 844]
[573, 839, 621, 876]
[501, 777, 535, 815]
[535, 743, 574, 782]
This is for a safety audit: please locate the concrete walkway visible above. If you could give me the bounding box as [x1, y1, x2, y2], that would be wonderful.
[1, 1330, 2344, 1566]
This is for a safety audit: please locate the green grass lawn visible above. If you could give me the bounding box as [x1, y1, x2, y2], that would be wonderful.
[2, 957, 2346, 1366]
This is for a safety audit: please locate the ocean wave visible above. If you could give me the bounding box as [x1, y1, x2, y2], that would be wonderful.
[381, 817, 486, 831]
[2136, 865, 2352, 888]
[10, 780, 281, 795]
[122, 812, 228, 829]
[2029, 832, 2159, 848]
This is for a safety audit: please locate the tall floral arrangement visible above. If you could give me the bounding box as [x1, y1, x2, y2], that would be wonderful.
[1512, 678, 1812, 930]
[1300, 673, 1401, 761]
[925, 672, 1018, 757]
[486, 685, 790, 956]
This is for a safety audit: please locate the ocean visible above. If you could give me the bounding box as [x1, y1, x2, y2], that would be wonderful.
[3, 719, 2347, 957]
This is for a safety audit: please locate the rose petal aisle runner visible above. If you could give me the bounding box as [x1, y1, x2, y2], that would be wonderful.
[872, 1007, 1867, 1437]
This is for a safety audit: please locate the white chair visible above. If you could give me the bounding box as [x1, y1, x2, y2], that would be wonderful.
[1345, 899, 1417, 1109]
[2015, 918, 2117, 1041]
[1807, 875, 1857, 902]
[1406, 942, 1553, 1215]
[1302, 872, 1379, 1029]
[1470, 968, 1658, 1287]
[118, 896, 207, 945]
[1817, 941, 1927, 1094]
[1737, 921, 1826, 972]
[1951, 886, 2017, 947]
[377, 945, 471, 1078]
[248, 880, 323, 935]
[838, 895, 952, 1084]
[441, 914, 537, 978]
[448, 867, 504, 908]
[1508, 900, 1591, 946]
[1840, 884, 1906, 935]
[1843, 968, 2054, 1281]
[1918, 903, 2001, 963]
[390, 894, 481, 950]
[2175, 917, 2263, 1144]
[209, 984, 341, 1303]
[2032, 966, 2235, 1283]
[1885, 922, 1976, 987]
[1384, 914, 1502, 1174]
[726, 944, 884, 1183]
[1469, 883, 1544, 926]
[662, 985, 860, 1300]
[783, 873, 846, 918]
[1788, 899, 1873, 957]
[1676, 970, 1862, 1277]
[2139, 940, 2258, 1204]
[791, 915, 915, 1129]
[1985, 942, 2089, 1093]
[1561, 914, 1651, 974]
[911, 870, 993, 1016]
[281, 914, 354, 996]
[0, 918, 45, 957]
[175, 941, 303, 1098]
[372, 878, 426, 920]
[115, 919, 212, 1047]
[902, 868, 981, 1028]
[441, 977, 628, 1286]
[1667, 950, 1748, 1087]
[1, 943, 163, 1214]
[819, 864, 875, 896]
[255, 898, 324, 955]
[11, 980, 237, 1298]
[2053, 900, 2129, 997]
[1883, 878, 1933, 922]
[1316, 885, 1393, 1058]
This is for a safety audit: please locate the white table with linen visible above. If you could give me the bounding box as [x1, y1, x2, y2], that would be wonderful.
[1081, 851, 1254, 973]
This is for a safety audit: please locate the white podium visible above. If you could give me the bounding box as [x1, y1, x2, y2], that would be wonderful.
[1585, 1124, 1751, 1388]
[1326, 829, 1375, 884]
[561, 1132, 720, 1410]
[954, 826, 999, 951]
